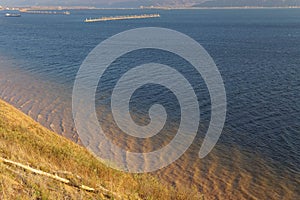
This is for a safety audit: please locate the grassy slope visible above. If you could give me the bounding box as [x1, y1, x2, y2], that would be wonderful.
[0, 99, 201, 200]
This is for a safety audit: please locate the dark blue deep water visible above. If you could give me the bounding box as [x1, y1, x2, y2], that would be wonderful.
[0, 9, 299, 199]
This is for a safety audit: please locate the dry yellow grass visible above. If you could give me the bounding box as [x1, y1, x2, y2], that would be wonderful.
[0, 99, 202, 199]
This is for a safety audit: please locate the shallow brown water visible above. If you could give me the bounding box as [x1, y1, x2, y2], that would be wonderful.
[0, 55, 299, 199]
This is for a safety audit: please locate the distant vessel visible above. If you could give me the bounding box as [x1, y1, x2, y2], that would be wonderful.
[84, 14, 160, 23]
[5, 13, 21, 17]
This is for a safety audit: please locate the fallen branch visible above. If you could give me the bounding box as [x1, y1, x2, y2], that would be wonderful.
[54, 170, 122, 198]
[96, 183, 123, 199]
[0, 157, 95, 192]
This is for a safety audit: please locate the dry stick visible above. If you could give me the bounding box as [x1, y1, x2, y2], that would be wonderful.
[0, 157, 123, 199]
[0, 157, 95, 192]
[95, 184, 123, 200]
[54, 171, 122, 198]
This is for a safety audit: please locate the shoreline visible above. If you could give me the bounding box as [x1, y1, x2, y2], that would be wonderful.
[1, 6, 300, 11]
[0, 54, 78, 142]
[0, 98, 201, 199]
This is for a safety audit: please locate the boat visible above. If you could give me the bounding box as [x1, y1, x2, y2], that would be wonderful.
[5, 13, 21, 17]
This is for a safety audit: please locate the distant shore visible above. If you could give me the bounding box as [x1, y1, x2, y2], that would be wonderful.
[1, 5, 300, 11]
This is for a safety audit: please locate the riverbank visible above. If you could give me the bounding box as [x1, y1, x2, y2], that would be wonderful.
[0, 98, 201, 199]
